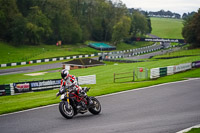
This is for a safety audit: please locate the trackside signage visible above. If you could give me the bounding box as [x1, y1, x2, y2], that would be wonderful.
[131, 38, 185, 43]
[192, 61, 200, 68]
[13, 83, 31, 93]
[10, 75, 97, 95]
[13, 79, 61, 93]
[145, 38, 179, 43]
[31, 80, 61, 91]
[174, 63, 192, 73]
[78, 75, 96, 85]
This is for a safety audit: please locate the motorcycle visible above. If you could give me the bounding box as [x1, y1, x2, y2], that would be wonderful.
[57, 86, 101, 119]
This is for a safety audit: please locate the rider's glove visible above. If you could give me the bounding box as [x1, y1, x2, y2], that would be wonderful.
[56, 92, 60, 97]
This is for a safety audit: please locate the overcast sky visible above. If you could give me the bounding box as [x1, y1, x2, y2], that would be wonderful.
[113, 0, 200, 15]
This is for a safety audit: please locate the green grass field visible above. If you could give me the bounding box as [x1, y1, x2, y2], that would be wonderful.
[1, 49, 200, 85]
[0, 41, 153, 64]
[186, 128, 200, 133]
[0, 48, 200, 114]
[151, 17, 184, 39]
[0, 42, 99, 64]
[153, 48, 200, 59]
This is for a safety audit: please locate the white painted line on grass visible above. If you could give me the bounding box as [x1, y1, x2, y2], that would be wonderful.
[0, 78, 199, 117]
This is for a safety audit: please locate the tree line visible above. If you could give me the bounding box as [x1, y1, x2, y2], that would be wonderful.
[148, 10, 181, 19]
[0, 0, 152, 46]
[182, 8, 200, 48]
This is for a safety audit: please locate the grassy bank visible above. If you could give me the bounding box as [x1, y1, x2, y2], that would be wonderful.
[151, 17, 183, 39]
[153, 48, 200, 59]
[0, 41, 153, 64]
[0, 51, 200, 115]
[0, 42, 98, 64]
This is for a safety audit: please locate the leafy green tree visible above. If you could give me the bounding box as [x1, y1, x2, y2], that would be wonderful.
[26, 6, 52, 45]
[42, 0, 82, 44]
[0, 0, 20, 41]
[182, 9, 200, 48]
[130, 11, 149, 37]
[68, 0, 127, 42]
[0, 0, 131, 45]
[16, 0, 35, 17]
[112, 16, 131, 45]
[144, 11, 152, 33]
[10, 14, 27, 45]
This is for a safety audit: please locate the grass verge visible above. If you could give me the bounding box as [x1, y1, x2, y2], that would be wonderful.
[151, 17, 183, 39]
[186, 128, 200, 133]
[0, 64, 200, 115]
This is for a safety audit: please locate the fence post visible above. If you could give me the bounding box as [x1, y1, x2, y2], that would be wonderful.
[133, 69, 135, 81]
[146, 68, 148, 79]
[114, 73, 115, 83]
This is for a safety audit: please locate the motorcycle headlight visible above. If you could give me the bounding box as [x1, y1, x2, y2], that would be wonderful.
[60, 94, 65, 100]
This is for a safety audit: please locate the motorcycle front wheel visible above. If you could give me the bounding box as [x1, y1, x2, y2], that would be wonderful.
[89, 97, 101, 115]
[59, 101, 74, 119]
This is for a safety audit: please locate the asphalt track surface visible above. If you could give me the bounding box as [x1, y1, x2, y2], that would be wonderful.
[125, 47, 179, 60]
[0, 62, 63, 76]
[1, 78, 200, 133]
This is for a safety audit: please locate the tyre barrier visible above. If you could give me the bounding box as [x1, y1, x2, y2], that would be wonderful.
[150, 61, 200, 79]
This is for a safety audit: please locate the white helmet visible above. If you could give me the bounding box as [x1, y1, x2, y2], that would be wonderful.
[61, 69, 69, 79]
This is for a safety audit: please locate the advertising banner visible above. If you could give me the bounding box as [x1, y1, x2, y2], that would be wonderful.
[78, 75, 96, 85]
[30, 79, 61, 91]
[13, 83, 31, 93]
[159, 67, 167, 77]
[174, 63, 192, 73]
[192, 61, 200, 68]
[131, 38, 185, 43]
[0, 85, 6, 96]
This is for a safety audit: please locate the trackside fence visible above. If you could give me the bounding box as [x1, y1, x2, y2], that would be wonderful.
[114, 72, 135, 83]
[114, 68, 149, 83]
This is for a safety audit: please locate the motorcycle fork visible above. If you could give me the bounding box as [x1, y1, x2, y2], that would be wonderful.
[65, 89, 70, 110]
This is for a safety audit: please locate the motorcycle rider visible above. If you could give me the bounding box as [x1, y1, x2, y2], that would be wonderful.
[57, 69, 93, 108]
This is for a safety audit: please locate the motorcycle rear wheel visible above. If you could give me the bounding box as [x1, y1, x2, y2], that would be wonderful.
[59, 101, 74, 119]
[89, 97, 101, 115]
